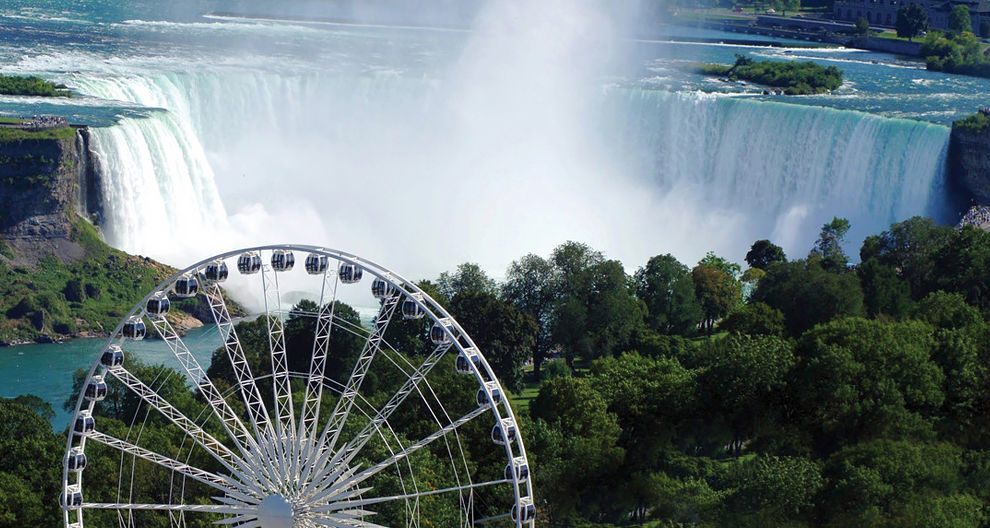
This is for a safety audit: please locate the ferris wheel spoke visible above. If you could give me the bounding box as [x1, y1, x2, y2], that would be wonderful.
[308, 513, 388, 528]
[145, 316, 270, 475]
[201, 282, 285, 481]
[261, 264, 296, 447]
[80, 502, 254, 514]
[298, 267, 341, 471]
[311, 479, 510, 514]
[302, 294, 401, 486]
[86, 431, 258, 501]
[102, 364, 263, 489]
[331, 340, 453, 475]
[473, 512, 512, 525]
[304, 405, 490, 504]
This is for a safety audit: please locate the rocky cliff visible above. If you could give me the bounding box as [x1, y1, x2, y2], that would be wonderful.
[0, 127, 226, 344]
[948, 121, 990, 205]
[0, 127, 103, 264]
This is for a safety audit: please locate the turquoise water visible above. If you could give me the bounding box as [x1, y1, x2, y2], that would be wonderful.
[0, 325, 222, 429]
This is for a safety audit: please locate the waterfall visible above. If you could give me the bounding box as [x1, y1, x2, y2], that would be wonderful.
[604, 90, 953, 257]
[78, 70, 954, 271]
[87, 111, 227, 261]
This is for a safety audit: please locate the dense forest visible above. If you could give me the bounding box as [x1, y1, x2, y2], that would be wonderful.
[5, 214, 990, 527]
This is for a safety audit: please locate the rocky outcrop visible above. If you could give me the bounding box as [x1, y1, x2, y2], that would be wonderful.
[948, 122, 990, 204]
[0, 128, 104, 264]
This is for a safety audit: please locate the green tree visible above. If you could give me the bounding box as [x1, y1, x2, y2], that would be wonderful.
[949, 4, 972, 33]
[436, 262, 497, 301]
[719, 302, 785, 336]
[897, 3, 929, 41]
[634, 253, 703, 335]
[699, 335, 796, 454]
[450, 291, 537, 392]
[932, 226, 990, 309]
[823, 440, 982, 527]
[589, 352, 698, 469]
[502, 253, 557, 375]
[692, 257, 742, 335]
[855, 16, 870, 37]
[793, 318, 944, 455]
[745, 239, 787, 270]
[812, 216, 851, 271]
[751, 258, 864, 336]
[0, 398, 63, 528]
[724, 455, 823, 527]
[860, 216, 952, 299]
[528, 377, 624, 521]
[858, 257, 913, 318]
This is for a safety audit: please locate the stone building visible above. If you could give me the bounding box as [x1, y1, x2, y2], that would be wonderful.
[833, 0, 990, 33]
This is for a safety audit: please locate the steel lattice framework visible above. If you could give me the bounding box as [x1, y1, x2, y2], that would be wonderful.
[62, 245, 536, 528]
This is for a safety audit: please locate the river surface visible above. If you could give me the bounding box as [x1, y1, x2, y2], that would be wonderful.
[0, 326, 220, 429]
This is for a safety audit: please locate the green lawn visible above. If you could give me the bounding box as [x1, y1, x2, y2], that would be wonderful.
[0, 125, 75, 142]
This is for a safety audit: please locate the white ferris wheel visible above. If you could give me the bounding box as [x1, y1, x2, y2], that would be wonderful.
[61, 245, 536, 528]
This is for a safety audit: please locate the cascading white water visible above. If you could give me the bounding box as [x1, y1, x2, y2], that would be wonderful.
[86, 110, 228, 262]
[604, 90, 953, 256]
[79, 66, 953, 273]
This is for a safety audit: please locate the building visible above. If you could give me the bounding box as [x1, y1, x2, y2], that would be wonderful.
[832, 0, 990, 33]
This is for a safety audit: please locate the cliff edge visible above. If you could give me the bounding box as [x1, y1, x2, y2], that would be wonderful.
[0, 127, 102, 266]
[0, 126, 227, 344]
[948, 113, 990, 204]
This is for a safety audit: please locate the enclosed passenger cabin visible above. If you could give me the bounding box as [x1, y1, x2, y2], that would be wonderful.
[100, 346, 124, 368]
[67, 448, 87, 471]
[305, 253, 329, 275]
[430, 321, 452, 345]
[402, 297, 425, 320]
[173, 275, 199, 298]
[505, 461, 529, 481]
[272, 249, 295, 272]
[146, 294, 170, 317]
[339, 263, 363, 284]
[477, 387, 502, 406]
[512, 502, 536, 523]
[492, 420, 517, 446]
[73, 412, 94, 435]
[205, 260, 229, 282]
[84, 376, 107, 402]
[455, 351, 481, 375]
[122, 317, 146, 340]
[371, 278, 393, 299]
[61, 484, 83, 508]
[237, 252, 262, 274]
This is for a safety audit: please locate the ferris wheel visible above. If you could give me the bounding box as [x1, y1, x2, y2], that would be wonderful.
[61, 245, 536, 528]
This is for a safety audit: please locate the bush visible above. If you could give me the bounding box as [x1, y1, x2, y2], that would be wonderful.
[719, 302, 785, 336]
[542, 359, 572, 380]
[955, 111, 990, 133]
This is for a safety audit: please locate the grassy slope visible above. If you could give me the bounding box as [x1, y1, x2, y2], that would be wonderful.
[0, 219, 176, 342]
[0, 126, 76, 142]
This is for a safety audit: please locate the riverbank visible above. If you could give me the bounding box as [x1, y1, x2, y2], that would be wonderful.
[671, 12, 924, 57]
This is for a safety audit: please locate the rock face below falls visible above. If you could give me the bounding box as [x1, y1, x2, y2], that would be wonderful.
[949, 121, 990, 205]
[0, 128, 103, 264]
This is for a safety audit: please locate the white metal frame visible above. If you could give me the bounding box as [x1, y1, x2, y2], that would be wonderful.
[62, 245, 535, 528]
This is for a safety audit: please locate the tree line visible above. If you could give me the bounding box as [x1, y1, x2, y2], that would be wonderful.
[5, 214, 990, 526]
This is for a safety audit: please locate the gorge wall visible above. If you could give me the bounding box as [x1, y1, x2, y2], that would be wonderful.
[0, 128, 103, 262]
[948, 122, 990, 205]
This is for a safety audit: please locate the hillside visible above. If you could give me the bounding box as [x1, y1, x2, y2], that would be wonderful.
[0, 125, 216, 344]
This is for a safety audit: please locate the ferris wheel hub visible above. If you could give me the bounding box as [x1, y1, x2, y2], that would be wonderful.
[257, 494, 294, 528]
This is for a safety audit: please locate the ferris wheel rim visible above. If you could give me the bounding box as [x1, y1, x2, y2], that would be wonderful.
[62, 244, 535, 528]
